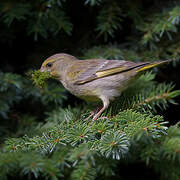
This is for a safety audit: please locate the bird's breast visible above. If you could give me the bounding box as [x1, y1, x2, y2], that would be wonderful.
[60, 71, 138, 102]
[60, 79, 101, 102]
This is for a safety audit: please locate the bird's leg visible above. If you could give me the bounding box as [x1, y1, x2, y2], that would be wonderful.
[92, 96, 110, 121]
[84, 106, 102, 121]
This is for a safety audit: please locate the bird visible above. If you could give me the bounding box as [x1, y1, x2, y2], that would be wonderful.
[40, 53, 171, 121]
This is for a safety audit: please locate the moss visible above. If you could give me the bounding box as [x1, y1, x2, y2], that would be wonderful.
[31, 70, 52, 88]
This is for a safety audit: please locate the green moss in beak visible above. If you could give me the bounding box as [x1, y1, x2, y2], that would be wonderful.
[31, 70, 52, 88]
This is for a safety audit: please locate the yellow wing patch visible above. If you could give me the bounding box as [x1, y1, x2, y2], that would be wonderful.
[136, 62, 164, 72]
[96, 67, 127, 78]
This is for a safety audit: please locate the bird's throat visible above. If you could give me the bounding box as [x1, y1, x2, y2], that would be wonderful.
[50, 70, 59, 78]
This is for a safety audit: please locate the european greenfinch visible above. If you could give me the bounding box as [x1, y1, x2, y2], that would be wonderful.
[40, 53, 170, 121]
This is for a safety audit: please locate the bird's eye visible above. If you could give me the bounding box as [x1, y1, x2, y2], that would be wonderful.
[46, 63, 52, 68]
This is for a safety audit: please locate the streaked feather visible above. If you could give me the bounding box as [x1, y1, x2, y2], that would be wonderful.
[66, 59, 171, 85]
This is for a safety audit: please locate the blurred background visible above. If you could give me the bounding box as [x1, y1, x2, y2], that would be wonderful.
[0, 0, 180, 179]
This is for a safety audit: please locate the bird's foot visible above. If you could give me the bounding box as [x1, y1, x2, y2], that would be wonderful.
[92, 115, 108, 122]
[97, 116, 109, 120]
[84, 103, 109, 123]
[84, 106, 102, 121]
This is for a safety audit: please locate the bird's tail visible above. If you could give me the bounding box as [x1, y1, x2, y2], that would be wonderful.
[136, 59, 173, 73]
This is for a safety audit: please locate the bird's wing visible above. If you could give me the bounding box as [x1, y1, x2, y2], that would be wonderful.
[70, 59, 150, 85]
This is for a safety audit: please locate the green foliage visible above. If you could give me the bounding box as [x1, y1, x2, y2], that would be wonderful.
[1, 0, 180, 62]
[96, 1, 123, 41]
[84, 0, 103, 6]
[0, 0, 73, 40]
[82, 45, 124, 59]
[0, 72, 23, 118]
[1, 3, 30, 26]
[0, 109, 169, 178]
[139, 6, 180, 47]
[31, 70, 52, 88]
[134, 124, 180, 180]
[1, 105, 179, 179]
[0, 71, 67, 139]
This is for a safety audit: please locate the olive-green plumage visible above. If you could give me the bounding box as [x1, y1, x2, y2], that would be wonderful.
[40, 53, 171, 121]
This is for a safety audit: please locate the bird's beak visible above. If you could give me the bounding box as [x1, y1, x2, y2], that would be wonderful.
[40, 67, 45, 72]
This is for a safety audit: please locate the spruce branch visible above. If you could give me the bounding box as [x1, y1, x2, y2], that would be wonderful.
[70, 161, 96, 180]
[84, 0, 103, 6]
[135, 89, 180, 108]
[139, 6, 180, 47]
[96, 2, 123, 41]
[1, 2, 30, 26]
[27, 7, 72, 40]
[4, 109, 168, 160]
[98, 130, 129, 160]
[134, 124, 180, 179]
